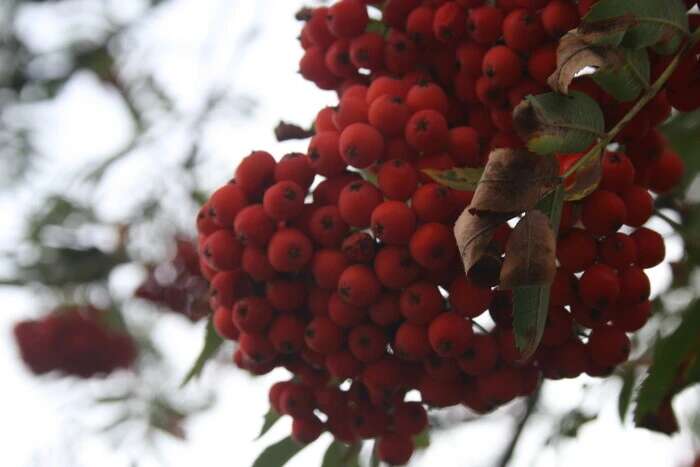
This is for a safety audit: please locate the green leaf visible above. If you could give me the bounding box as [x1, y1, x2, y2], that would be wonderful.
[634, 301, 700, 424]
[512, 184, 565, 359]
[180, 317, 223, 388]
[359, 168, 378, 187]
[252, 436, 306, 467]
[255, 408, 282, 440]
[413, 430, 430, 450]
[662, 108, 700, 189]
[513, 92, 605, 156]
[422, 167, 483, 191]
[366, 19, 388, 36]
[593, 48, 650, 102]
[584, 0, 689, 51]
[618, 366, 636, 422]
[321, 440, 361, 467]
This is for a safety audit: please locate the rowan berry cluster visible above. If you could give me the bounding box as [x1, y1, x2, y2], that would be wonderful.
[135, 238, 210, 321]
[196, 0, 696, 463]
[13, 307, 136, 378]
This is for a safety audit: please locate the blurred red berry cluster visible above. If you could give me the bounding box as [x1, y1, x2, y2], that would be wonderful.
[14, 307, 136, 378]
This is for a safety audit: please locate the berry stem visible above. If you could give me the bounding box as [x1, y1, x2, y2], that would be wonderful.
[496, 386, 542, 467]
[562, 28, 700, 181]
[654, 210, 682, 231]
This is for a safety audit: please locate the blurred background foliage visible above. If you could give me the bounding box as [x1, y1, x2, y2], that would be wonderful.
[0, 1, 699, 466]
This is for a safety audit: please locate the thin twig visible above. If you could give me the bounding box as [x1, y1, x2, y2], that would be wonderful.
[654, 210, 682, 231]
[496, 386, 542, 467]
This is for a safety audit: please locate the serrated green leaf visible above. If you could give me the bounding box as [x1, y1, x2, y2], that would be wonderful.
[422, 167, 483, 191]
[512, 183, 565, 359]
[255, 408, 282, 440]
[618, 367, 636, 423]
[593, 48, 650, 102]
[252, 436, 306, 467]
[634, 301, 700, 424]
[584, 0, 689, 51]
[513, 92, 605, 156]
[413, 430, 430, 450]
[180, 317, 223, 388]
[321, 440, 361, 467]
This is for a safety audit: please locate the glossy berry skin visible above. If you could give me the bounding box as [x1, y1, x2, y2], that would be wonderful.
[579, 264, 620, 310]
[618, 266, 651, 305]
[267, 229, 313, 273]
[621, 186, 654, 227]
[482, 45, 522, 88]
[588, 326, 631, 368]
[377, 433, 414, 466]
[339, 123, 385, 168]
[338, 180, 384, 228]
[581, 190, 627, 237]
[632, 227, 666, 269]
[428, 312, 473, 357]
[600, 151, 635, 193]
[556, 228, 597, 273]
[371, 201, 417, 245]
[262, 181, 305, 221]
[599, 233, 638, 269]
[338, 264, 382, 307]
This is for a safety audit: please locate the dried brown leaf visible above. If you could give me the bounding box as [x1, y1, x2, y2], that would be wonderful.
[468, 149, 559, 218]
[564, 150, 602, 201]
[453, 207, 502, 277]
[500, 211, 556, 289]
[547, 31, 607, 94]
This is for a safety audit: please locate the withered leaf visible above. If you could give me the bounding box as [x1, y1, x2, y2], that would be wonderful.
[453, 206, 502, 277]
[547, 31, 609, 95]
[564, 148, 602, 201]
[468, 149, 559, 218]
[500, 211, 557, 289]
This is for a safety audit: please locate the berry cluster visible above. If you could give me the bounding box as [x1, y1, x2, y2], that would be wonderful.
[195, 0, 695, 463]
[135, 238, 210, 321]
[13, 307, 136, 378]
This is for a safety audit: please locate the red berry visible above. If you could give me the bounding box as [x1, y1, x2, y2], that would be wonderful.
[448, 126, 481, 167]
[239, 333, 277, 365]
[235, 150, 276, 199]
[400, 281, 444, 324]
[338, 180, 384, 228]
[213, 307, 239, 340]
[371, 201, 417, 245]
[267, 228, 313, 272]
[266, 279, 307, 312]
[350, 32, 384, 71]
[433, 2, 467, 43]
[308, 131, 346, 177]
[406, 82, 449, 115]
[327, 0, 369, 38]
[482, 45, 523, 88]
[541, 0, 580, 38]
[467, 6, 504, 45]
[263, 181, 305, 221]
[374, 246, 422, 289]
[208, 183, 248, 227]
[275, 152, 315, 190]
[329, 292, 367, 327]
[241, 246, 276, 282]
[312, 249, 350, 290]
[648, 150, 684, 193]
[581, 190, 627, 237]
[342, 231, 376, 263]
[411, 183, 455, 223]
[405, 109, 449, 153]
[305, 317, 344, 354]
[378, 159, 419, 201]
[339, 123, 384, 168]
[234, 204, 275, 247]
[393, 401, 428, 436]
[394, 322, 432, 360]
[621, 186, 653, 227]
[618, 266, 651, 305]
[428, 312, 473, 357]
[338, 264, 382, 307]
[600, 151, 635, 193]
[202, 230, 243, 271]
[232, 297, 273, 334]
[409, 222, 458, 270]
[632, 227, 665, 268]
[599, 233, 638, 269]
[348, 324, 387, 362]
[449, 276, 494, 318]
[369, 292, 402, 327]
[588, 326, 631, 368]
[377, 433, 414, 466]
[503, 9, 546, 52]
[291, 415, 324, 444]
[457, 333, 498, 375]
[368, 95, 411, 136]
[269, 314, 306, 354]
[579, 264, 620, 310]
[309, 205, 350, 248]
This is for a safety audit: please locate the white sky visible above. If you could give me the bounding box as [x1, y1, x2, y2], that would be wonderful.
[0, 1, 697, 466]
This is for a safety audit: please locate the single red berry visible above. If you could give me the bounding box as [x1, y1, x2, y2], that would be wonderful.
[266, 279, 307, 312]
[274, 152, 315, 191]
[541, 0, 580, 38]
[428, 312, 474, 357]
[305, 316, 344, 354]
[377, 433, 414, 465]
[392, 401, 428, 436]
[449, 275, 494, 318]
[291, 415, 325, 444]
[433, 1, 467, 43]
[457, 333, 498, 375]
[648, 150, 684, 193]
[404, 109, 449, 153]
[503, 9, 546, 52]
[308, 205, 350, 248]
[588, 326, 631, 368]
[377, 159, 419, 201]
[208, 183, 248, 227]
[550, 268, 578, 306]
[373, 246, 422, 289]
[598, 233, 637, 270]
[350, 32, 384, 71]
[232, 297, 273, 334]
[366, 76, 407, 104]
[618, 266, 651, 305]
[241, 246, 276, 282]
[406, 82, 449, 115]
[613, 300, 652, 332]
[329, 292, 367, 327]
[632, 227, 665, 268]
[308, 131, 347, 177]
[621, 186, 653, 227]
[239, 333, 277, 365]
[268, 314, 306, 354]
[312, 249, 350, 290]
[201, 229, 243, 271]
[400, 281, 444, 325]
[233, 204, 275, 247]
[482, 45, 523, 88]
[394, 322, 432, 360]
[267, 228, 313, 272]
[600, 151, 636, 193]
[581, 190, 627, 237]
[348, 324, 387, 363]
[339, 123, 384, 168]
[338, 264, 382, 307]
[213, 307, 239, 340]
[338, 180, 384, 228]
[325, 350, 363, 379]
[448, 126, 481, 167]
[579, 264, 620, 310]
[527, 43, 557, 85]
[409, 222, 458, 270]
[411, 183, 455, 224]
[570, 300, 614, 329]
[262, 180, 305, 221]
[279, 383, 315, 418]
[467, 6, 504, 45]
[210, 270, 253, 309]
[235, 150, 276, 199]
[371, 201, 417, 245]
[341, 231, 376, 263]
[333, 95, 368, 129]
[327, 0, 369, 38]
[368, 95, 411, 137]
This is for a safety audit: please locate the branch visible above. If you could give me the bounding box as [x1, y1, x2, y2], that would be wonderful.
[563, 28, 700, 180]
[274, 121, 314, 141]
[496, 385, 542, 467]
